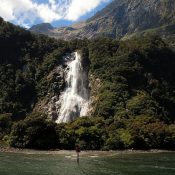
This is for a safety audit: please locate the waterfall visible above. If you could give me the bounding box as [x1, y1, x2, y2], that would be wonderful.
[56, 52, 89, 123]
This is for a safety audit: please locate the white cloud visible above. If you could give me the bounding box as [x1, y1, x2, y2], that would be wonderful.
[0, 0, 110, 27]
[0, 1, 15, 21]
[66, 0, 108, 21]
[37, 3, 61, 22]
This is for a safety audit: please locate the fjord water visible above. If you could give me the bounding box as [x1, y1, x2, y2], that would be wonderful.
[0, 152, 175, 175]
[56, 52, 89, 123]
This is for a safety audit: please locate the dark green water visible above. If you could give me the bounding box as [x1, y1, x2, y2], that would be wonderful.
[0, 152, 175, 175]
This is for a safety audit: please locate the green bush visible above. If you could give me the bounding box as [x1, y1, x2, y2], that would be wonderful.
[0, 113, 12, 139]
[10, 114, 57, 149]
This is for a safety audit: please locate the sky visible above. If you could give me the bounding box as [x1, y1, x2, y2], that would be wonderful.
[0, 0, 112, 28]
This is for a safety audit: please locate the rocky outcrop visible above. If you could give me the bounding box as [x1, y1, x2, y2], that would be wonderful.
[33, 65, 65, 120]
[88, 75, 102, 116]
[47, 65, 66, 121]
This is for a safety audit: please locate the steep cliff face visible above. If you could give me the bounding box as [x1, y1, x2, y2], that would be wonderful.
[87, 0, 175, 38]
[30, 0, 175, 40]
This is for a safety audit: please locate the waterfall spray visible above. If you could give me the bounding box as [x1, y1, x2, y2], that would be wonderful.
[56, 52, 89, 123]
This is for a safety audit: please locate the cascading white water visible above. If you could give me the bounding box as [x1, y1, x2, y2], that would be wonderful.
[56, 52, 89, 123]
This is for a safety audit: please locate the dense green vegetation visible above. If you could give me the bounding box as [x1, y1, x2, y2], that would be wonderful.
[0, 17, 70, 117]
[9, 114, 175, 150]
[89, 36, 175, 123]
[0, 18, 175, 150]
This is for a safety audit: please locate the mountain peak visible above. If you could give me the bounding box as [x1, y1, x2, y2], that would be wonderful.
[30, 23, 54, 34]
[30, 0, 175, 40]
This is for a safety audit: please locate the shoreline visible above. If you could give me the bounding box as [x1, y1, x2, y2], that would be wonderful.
[0, 147, 174, 156]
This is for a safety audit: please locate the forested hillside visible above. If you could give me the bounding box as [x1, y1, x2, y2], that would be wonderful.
[0, 18, 175, 150]
[0, 17, 69, 118]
